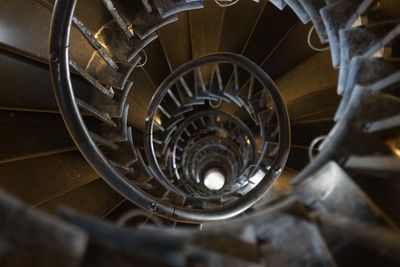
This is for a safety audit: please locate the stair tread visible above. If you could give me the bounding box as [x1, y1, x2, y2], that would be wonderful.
[153, 0, 204, 18]
[0, 110, 76, 164]
[283, 0, 311, 24]
[38, 179, 124, 218]
[0, 151, 98, 206]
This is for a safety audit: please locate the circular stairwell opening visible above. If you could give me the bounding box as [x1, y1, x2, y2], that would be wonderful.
[2, 0, 398, 264]
[48, 0, 367, 223]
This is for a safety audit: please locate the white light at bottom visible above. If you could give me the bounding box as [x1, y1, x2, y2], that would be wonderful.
[204, 168, 226, 191]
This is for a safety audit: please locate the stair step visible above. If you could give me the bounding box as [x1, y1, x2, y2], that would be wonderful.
[104, 127, 138, 168]
[39, 179, 124, 218]
[88, 104, 130, 143]
[344, 0, 386, 29]
[85, 55, 139, 91]
[109, 160, 135, 175]
[345, 156, 400, 174]
[269, 0, 287, 10]
[295, 161, 392, 226]
[0, 191, 87, 267]
[338, 58, 400, 119]
[241, 4, 299, 67]
[291, 109, 336, 123]
[0, 110, 75, 164]
[320, 0, 373, 68]
[351, 171, 400, 228]
[132, 9, 178, 40]
[76, 99, 116, 127]
[127, 33, 158, 62]
[90, 132, 118, 151]
[69, 60, 114, 98]
[291, 119, 334, 147]
[0, 151, 98, 206]
[152, 0, 204, 19]
[189, 3, 225, 60]
[141, 0, 153, 13]
[288, 87, 340, 122]
[298, 0, 328, 42]
[261, 22, 317, 79]
[283, 0, 310, 24]
[133, 149, 153, 179]
[217, 0, 266, 55]
[335, 58, 400, 121]
[165, 103, 194, 119]
[0, 49, 75, 112]
[365, 114, 400, 135]
[364, 23, 400, 58]
[90, 81, 133, 119]
[276, 51, 338, 102]
[59, 207, 185, 266]
[313, 211, 400, 266]
[370, 69, 400, 93]
[0, 0, 51, 62]
[101, 0, 133, 40]
[340, 85, 400, 127]
[72, 16, 118, 70]
[338, 22, 400, 95]
[201, 201, 336, 267]
[100, 199, 127, 220]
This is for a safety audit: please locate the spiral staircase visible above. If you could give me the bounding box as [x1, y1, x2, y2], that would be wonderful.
[1, 0, 400, 266]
